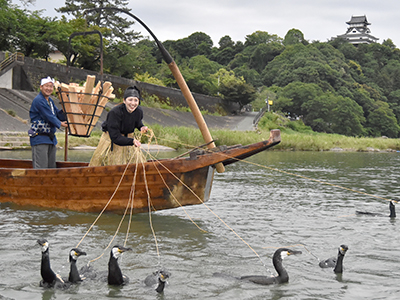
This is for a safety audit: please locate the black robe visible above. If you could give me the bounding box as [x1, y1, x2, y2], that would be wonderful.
[102, 104, 144, 146]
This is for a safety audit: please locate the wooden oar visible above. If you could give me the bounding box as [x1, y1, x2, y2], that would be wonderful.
[84, 8, 225, 173]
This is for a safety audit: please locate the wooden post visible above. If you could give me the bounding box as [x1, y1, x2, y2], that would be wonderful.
[64, 127, 68, 161]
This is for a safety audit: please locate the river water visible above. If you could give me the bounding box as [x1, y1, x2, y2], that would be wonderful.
[0, 150, 399, 299]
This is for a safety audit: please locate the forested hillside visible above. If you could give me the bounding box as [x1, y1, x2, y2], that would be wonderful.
[2, 0, 400, 137]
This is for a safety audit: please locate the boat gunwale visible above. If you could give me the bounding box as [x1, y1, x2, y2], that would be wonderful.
[0, 130, 281, 175]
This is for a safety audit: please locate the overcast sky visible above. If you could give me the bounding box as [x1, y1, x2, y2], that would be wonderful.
[12, 0, 400, 48]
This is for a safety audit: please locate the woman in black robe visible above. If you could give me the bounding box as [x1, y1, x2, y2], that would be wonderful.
[89, 86, 148, 166]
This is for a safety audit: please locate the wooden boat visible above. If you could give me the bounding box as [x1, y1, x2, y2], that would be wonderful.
[0, 129, 280, 214]
[0, 12, 281, 215]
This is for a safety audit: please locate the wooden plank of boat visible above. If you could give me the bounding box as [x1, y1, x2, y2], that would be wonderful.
[0, 130, 280, 214]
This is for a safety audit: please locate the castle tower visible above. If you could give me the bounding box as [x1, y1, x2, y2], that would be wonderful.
[336, 15, 378, 45]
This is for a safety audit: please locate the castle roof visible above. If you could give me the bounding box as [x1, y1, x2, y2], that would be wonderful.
[346, 15, 371, 26]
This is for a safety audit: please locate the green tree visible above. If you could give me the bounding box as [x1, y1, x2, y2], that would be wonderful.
[56, 0, 138, 43]
[216, 69, 256, 109]
[179, 55, 221, 95]
[218, 35, 234, 50]
[302, 93, 365, 136]
[262, 42, 349, 92]
[233, 64, 262, 87]
[366, 101, 400, 137]
[387, 89, 400, 123]
[252, 86, 277, 111]
[283, 28, 307, 46]
[211, 46, 237, 65]
[244, 31, 282, 46]
[301, 93, 335, 133]
[11, 10, 53, 58]
[173, 32, 213, 59]
[337, 42, 358, 60]
[330, 96, 366, 136]
[349, 84, 375, 117]
[375, 59, 400, 94]
[248, 42, 285, 73]
[44, 17, 98, 66]
[382, 38, 396, 50]
[103, 39, 158, 78]
[134, 72, 165, 86]
[0, 0, 17, 51]
[278, 81, 323, 117]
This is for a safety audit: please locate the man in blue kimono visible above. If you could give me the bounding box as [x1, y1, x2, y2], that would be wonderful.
[29, 76, 68, 169]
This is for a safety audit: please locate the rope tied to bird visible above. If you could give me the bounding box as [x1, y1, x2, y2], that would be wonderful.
[76, 129, 396, 274]
[76, 128, 162, 265]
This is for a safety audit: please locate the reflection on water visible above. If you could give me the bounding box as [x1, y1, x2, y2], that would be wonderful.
[0, 151, 399, 299]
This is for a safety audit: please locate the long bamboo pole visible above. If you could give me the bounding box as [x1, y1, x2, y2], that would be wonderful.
[168, 62, 225, 172]
[84, 7, 225, 173]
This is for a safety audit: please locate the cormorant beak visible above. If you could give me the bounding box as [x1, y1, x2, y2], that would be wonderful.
[118, 246, 132, 253]
[288, 250, 302, 256]
[339, 245, 349, 253]
[37, 239, 48, 247]
[75, 250, 87, 257]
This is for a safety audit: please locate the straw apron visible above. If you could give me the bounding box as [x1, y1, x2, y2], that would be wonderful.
[89, 132, 145, 166]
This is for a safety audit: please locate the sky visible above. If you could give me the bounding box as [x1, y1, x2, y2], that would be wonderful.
[11, 0, 400, 48]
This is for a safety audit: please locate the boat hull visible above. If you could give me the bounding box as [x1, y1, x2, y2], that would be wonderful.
[0, 130, 280, 214]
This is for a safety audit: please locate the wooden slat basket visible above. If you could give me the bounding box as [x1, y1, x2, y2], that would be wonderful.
[55, 75, 115, 137]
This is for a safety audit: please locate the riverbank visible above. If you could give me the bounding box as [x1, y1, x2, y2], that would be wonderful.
[2, 127, 399, 153]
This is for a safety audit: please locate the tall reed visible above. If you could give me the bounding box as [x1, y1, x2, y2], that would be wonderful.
[56, 125, 400, 151]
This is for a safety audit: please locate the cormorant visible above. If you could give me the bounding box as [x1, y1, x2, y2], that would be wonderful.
[356, 201, 396, 218]
[215, 248, 302, 285]
[108, 245, 132, 286]
[68, 248, 87, 283]
[144, 269, 170, 293]
[37, 238, 66, 288]
[319, 244, 348, 273]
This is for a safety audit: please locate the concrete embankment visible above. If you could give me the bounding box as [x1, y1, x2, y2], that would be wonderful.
[0, 88, 257, 150]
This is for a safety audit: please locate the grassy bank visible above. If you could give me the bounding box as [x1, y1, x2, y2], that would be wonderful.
[57, 124, 400, 152]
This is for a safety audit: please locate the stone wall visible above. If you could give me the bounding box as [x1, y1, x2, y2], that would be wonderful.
[1, 52, 237, 113]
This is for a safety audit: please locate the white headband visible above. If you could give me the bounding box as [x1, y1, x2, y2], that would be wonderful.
[40, 76, 55, 86]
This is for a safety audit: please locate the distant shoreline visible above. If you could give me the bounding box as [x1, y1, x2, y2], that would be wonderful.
[1, 129, 400, 153]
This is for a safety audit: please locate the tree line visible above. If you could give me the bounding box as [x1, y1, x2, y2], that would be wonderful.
[2, 0, 400, 137]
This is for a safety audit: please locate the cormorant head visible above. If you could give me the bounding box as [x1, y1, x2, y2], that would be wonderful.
[338, 245, 348, 256]
[37, 238, 49, 253]
[158, 270, 170, 283]
[275, 248, 302, 261]
[69, 248, 87, 262]
[111, 245, 132, 260]
[155, 270, 170, 293]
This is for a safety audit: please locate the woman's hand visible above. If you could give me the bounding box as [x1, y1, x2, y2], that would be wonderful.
[140, 126, 148, 133]
[133, 139, 141, 147]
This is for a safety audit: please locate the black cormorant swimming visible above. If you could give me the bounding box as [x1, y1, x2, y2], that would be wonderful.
[356, 201, 396, 218]
[237, 248, 302, 285]
[108, 245, 132, 286]
[319, 244, 348, 273]
[144, 269, 171, 293]
[37, 238, 66, 288]
[68, 248, 87, 283]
